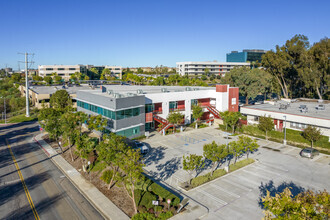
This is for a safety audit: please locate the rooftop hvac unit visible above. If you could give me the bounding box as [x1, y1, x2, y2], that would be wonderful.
[185, 87, 192, 91]
[114, 93, 122, 98]
[127, 93, 137, 97]
[161, 88, 168, 93]
[107, 90, 113, 95]
[137, 89, 143, 94]
[193, 88, 199, 91]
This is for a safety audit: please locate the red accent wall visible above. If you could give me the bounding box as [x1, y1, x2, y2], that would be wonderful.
[216, 85, 228, 92]
[228, 87, 239, 112]
[177, 100, 185, 110]
[198, 98, 210, 106]
[145, 113, 153, 123]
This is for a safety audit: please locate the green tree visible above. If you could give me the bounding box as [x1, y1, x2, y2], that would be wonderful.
[204, 68, 210, 76]
[167, 111, 184, 133]
[61, 111, 80, 161]
[87, 114, 107, 132]
[203, 142, 228, 176]
[192, 104, 203, 129]
[44, 76, 52, 85]
[221, 111, 241, 134]
[222, 67, 272, 104]
[182, 154, 205, 185]
[303, 126, 321, 148]
[258, 115, 274, 140]
[121, 149, 144, 214]
[98, 133, 127, 189]
[11, 73, 22, 82]
[201, 75, 207, 81]
[237, 135, 259, 159]
[50, 90, 72, 110]
[168, 74, 180, 85]
[54, 75, 62, 83]
[262, 187, 330, 220]
[228, 140, 244, 164]
[89, 68, 100, 79]
[32, 75, 43, 81]
[39, 107, 64, 153]
[75, 133, 97, 171]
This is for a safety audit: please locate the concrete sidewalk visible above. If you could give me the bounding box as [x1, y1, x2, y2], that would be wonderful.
[34, 133, 129, 220]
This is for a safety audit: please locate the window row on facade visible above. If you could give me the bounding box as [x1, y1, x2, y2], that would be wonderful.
[77, 100, 140, 120]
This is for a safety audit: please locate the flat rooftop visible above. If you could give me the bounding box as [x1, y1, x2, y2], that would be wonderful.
[241, 100, 330, 120]
[29, 84, 99, 95]
[78, 85, 215, 98]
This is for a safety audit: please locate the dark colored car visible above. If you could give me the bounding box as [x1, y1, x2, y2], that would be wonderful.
[299, 148, 319, 159]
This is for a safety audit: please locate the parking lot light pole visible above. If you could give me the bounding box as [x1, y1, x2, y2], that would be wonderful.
[283, 115, 287, 145]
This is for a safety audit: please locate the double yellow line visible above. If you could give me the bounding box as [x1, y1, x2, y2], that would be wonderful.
[6, 139, 40, 220]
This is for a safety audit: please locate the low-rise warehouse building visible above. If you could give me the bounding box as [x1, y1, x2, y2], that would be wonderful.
[240, 100, 330, 136]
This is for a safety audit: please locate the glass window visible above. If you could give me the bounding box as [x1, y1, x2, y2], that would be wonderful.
[116, 110, 125, 120]
[124, 109, 132, 118]
[97, 107, 103, 115]
[133, 108, 140, 116]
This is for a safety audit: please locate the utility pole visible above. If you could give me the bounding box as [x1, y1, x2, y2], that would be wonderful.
[18, 52, 34, 117]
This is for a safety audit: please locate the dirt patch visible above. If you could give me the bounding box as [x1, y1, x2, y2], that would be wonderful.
[43, 135, 136, 217]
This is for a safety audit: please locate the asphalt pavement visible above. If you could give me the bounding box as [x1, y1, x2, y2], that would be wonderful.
[0, 122, 104, 220]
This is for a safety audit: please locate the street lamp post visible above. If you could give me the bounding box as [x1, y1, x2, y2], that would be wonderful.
[283, 115, 287, 145]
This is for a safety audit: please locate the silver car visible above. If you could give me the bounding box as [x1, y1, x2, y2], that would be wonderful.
[300, 148, 319, 159]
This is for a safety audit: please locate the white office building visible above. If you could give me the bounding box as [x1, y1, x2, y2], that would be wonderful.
[176, 61, 250, 76]
[38, 65, 87, 81]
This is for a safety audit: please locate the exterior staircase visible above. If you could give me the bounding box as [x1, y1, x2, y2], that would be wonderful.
[206, 105, 221, 119]
[153, 115, 174, 134]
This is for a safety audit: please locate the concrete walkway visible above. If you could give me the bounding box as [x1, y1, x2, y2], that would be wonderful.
[34, 133, 129, 220]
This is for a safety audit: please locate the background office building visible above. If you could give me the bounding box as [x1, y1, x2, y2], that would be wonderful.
[176, 61, 250, 76]
[226, 49, 267, 63]
[76, 84, 239, 138]
[38, 65, 87, 81]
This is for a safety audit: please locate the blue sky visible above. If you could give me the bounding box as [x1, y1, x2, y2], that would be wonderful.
[0, 0, 329, 69]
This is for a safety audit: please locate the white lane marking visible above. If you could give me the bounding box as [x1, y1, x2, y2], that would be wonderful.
[0, 179, 21, 186]
[220, 178, 252, 191]
[210, 184, 240, 198]
[196, 189, 228, 205]
[228, 173, 261, 186]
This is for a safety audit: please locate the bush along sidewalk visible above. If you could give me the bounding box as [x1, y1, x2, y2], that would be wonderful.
[181, 136, 258, 191]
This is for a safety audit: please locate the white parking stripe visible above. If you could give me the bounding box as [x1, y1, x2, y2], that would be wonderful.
[257, 162, 289, 172]
[220, 178, 252, 191]
[196, 189, 228, 205]
[252, 165, 281, 176]
[242, 169, 273, 179]
[210, 184, 240, 198]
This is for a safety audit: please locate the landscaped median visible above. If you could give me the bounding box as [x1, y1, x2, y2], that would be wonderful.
[181, 158, 255, 190]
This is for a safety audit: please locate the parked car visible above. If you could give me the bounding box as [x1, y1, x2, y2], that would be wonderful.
[133, 141, 149, 155]
[299, 148, 319, 159]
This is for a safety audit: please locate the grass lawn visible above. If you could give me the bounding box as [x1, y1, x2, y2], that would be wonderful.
[0, 113, 38, 124]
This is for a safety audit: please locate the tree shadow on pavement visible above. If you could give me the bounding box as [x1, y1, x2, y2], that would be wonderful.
[154, 157, 182, 181]
[143, 145, 166, 166]
[2, 193, 65, 220]
[0, 171, 51, 205]
[258, 180, 305, 209]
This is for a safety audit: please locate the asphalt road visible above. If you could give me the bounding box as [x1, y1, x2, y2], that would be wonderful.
[0, 121, 104, 220]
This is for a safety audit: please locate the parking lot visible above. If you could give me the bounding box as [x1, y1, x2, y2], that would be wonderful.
[143, 126, 330, 220]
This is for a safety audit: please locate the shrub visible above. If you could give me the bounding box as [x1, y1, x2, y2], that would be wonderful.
[100, 170, 113, 184]
[149, 183, 180, 206]
[154, 205, 163, 212]
[91, 161, 106, 172]
[140, 191, 157, 209]
[158, 211, 173, 220]
[132, 212, 156, 220]
[135, 189, 143, 206]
